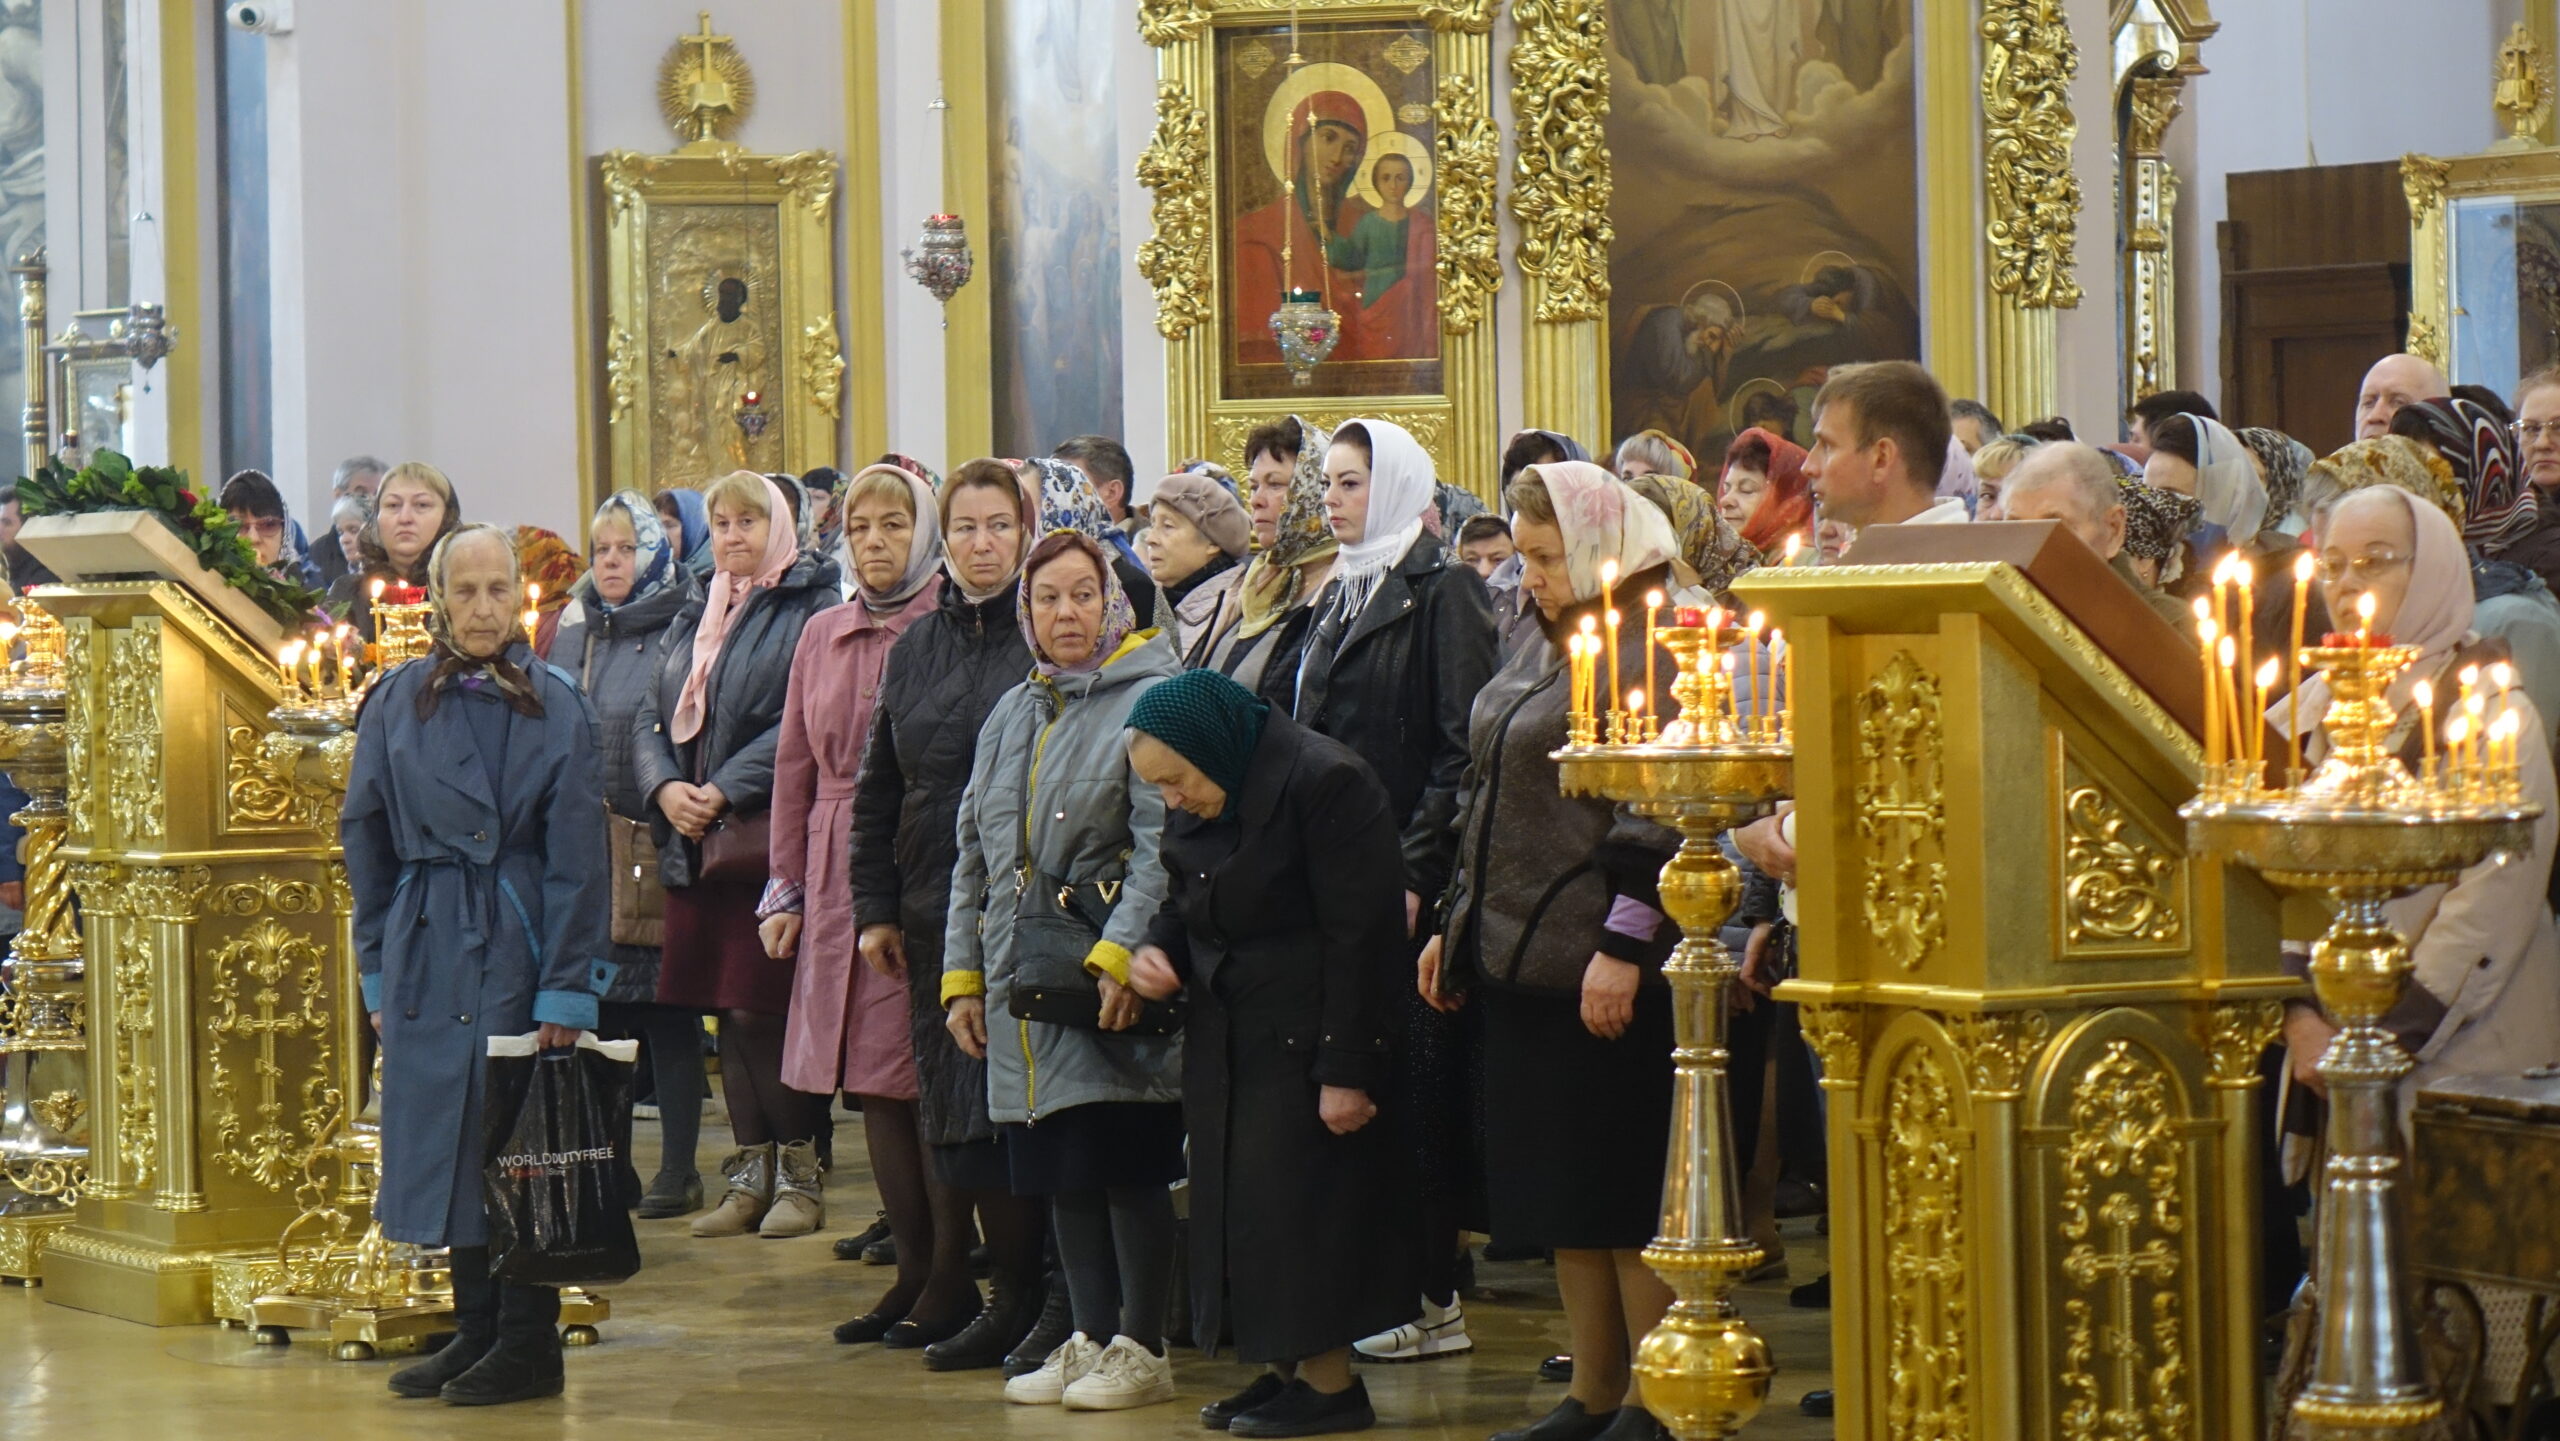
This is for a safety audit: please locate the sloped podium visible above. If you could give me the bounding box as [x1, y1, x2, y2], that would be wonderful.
[1736, 524, 2296, 1439]
[15, 515, 361, 1324]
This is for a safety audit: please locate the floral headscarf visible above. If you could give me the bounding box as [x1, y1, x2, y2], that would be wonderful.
[1028, 456, 1115, 540]
[1019, 532, 1137, 680]
[2392, 398, 2538, 554]
[2309, 437, 2465, 530]
[1426, 482, 1490, 539]
[2236, 427, 2315, 532]
[2186, 416, 2270, 542]
[1530, 461, 1683, 602]
[579, 489, 678, 612]
[1234, 417, 1336, 640]
[511, 526, 584, 613]
[2117, 478, 2201, 568]
[1624, 471, 1762, 597]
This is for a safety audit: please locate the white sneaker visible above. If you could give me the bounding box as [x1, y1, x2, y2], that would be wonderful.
[1353, 1294, 1473, 1361]
[1062, 1334, 1177, 1412]
[1004, 1331, 1103, 1406]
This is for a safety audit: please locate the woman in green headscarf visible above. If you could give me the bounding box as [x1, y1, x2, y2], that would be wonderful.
[1124, 670, 1414, 1438]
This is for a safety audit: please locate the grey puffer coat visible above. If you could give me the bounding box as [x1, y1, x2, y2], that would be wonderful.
[942, 630, 1180, 1125]
[555, 569, 699, 1002]
[850, 581, 1036, 1146]
[631, 552, 840, 888]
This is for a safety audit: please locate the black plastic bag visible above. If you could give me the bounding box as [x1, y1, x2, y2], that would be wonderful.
[481, 1032, 642, 1285]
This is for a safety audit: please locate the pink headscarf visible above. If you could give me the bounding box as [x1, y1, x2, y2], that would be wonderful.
[2271, 486, 2473, 745]
[1529, 460, 1683, 602]
[670, 473, 801, 744]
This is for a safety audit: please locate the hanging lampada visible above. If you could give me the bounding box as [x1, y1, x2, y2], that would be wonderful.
[1266, 0, 1335, 387]
[903, 214, 975, 325]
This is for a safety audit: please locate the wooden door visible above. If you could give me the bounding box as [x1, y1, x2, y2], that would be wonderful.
[2220, 161, 2411, 453]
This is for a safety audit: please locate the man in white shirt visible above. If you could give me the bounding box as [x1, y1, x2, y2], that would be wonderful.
[1803, 360, 1970, 537]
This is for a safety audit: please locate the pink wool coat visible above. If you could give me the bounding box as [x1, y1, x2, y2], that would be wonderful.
[774, 575, 942, 1097]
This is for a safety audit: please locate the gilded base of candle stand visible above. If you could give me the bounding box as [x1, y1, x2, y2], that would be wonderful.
[0, 597, 85, 1283]
[1555, 742, 1793, 1440]
[2185, 645, 2541, 1439]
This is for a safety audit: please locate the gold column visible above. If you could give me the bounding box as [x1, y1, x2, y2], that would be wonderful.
[10, 250, 44, 481]
[2120, 76, 2182, 405]
[1509, 0, 1610, 448]
[1980, 0, 2084, 425]
[938, 0, 993, 464]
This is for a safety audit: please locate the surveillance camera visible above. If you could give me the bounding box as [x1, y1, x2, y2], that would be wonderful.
[225, 0, 294, 35]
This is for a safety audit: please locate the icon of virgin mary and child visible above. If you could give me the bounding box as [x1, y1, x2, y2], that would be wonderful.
[1233, 67, 1439, 368]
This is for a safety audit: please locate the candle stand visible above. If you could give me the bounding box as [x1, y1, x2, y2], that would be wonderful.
[0, 599, 85, 1280]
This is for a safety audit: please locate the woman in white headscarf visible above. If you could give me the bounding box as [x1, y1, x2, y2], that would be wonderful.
[1290, 417, 1499, 1365]
[2145, 411, 2322, 658]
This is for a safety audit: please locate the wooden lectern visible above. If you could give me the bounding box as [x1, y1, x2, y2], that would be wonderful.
[1736, 523, 2296, 1439]
[17, 516, 357, 1324]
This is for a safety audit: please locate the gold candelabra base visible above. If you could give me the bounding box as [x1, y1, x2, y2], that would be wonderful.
[1557, 742, 1792, 1441]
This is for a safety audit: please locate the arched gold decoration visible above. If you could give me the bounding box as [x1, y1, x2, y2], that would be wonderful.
[1432, 74, 1501, 335]
[1136, 81, 1214, 341]
[1508, 0, 1612, 325]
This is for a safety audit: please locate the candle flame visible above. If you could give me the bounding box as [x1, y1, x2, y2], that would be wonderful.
[1746, 609, 1766, 633]
[2293, 550, 2316, 583]
[2493, 709, 2522, 741]
[2356, 592, 2377, 623]
[2493, 661, 2516, 689]
[2217, 635, 2236, 667]
[2447, 713, 2471, 745]
[1599, 559, 1619, 585]
[2255, 658, 2278, 688]
[370, 578, 386, 601]
[2198, 617, 2220, 646]
[1645, 589, 1664, 608]
[1783, 534, 1803, 562]
[1706, 607, 1726, 632]
[281, 640, 304, 666]
[2414, 679, 2435, 708]
[2465, 692, 2486, 717]
[1626, 690, 1645, 714]
[1579, 615, 1598, 635]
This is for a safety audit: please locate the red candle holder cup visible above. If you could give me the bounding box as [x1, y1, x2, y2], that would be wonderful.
[2319, 631, 2395, 649]
[1675, 606, 1708, 629]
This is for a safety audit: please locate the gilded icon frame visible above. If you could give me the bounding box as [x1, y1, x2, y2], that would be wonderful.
[1138, 0, 1498, 499]
[594, 147, 845, 504]
[2406, 147, 2560, 397]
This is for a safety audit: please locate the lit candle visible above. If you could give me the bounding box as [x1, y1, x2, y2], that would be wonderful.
[334, 623, 356, 692]
[2493, 661, 2517, 751]
[280, 640, 306, 697]
[1722, 649, 1740, 736]
[1741, 612, 1764, 737]
[1644, 589, 1664, 728]
[2288, 551, 2313, 781]
[2236, 559, 2256, 702]
[2218, 635, 2245, 762]
[1626, 690, 1646, 746]
[2494, 710, 2522, 792]
[1599, 560, 1622, 728]
[2464, 691, 2487, 779]
[2195, 601, 2222, 769]
[1577, 616, 1600, 728]
[2446, 713, 2473, 796]
[2414, 679, 2437, 783]
[2356, 591, 2376, 645]
[1783, 533, 1803, 567]
[1776, 627, 1793, 743]
[2253, 659, 2278, 782]
[370, 577, 386, 604]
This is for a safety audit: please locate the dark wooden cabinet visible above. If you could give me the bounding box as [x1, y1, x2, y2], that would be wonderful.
[2220, 161, 2412, 453]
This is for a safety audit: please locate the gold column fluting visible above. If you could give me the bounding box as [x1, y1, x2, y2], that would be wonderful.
[1980, 0, 2083, 426]
[1554, 622, 1791, 1441]
[1510, 0, 1612, 449]
[0, 599, 85, 1279]
[10, 249, 45, 482]
[2119, 74, 2182, 407]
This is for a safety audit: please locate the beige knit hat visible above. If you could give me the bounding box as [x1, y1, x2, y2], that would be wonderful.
[1149, 472, 1250, 557]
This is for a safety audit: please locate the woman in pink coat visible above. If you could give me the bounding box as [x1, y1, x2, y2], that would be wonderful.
[758, 460, 951, 1315]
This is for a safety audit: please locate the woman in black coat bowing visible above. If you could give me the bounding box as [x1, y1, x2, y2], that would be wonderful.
[343, 524, 612, 1406]
[1126, 669, 1413, 1439]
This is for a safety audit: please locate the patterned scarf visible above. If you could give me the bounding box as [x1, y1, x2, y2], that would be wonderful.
[2310, 437, 2466, 531]
[2117, 479, 2201, 568]
[2394, 398, 2538, 554]
[1533, 462, 1683, 600]
[2235, 427, 2315, 531]
[580, 489, 678, 614]
[1234, 418, 1337, 640]
[511, 526, 585, 612]
[1029, 456, 1116, 540]
[1019, 532, 1138, 681]
[1623, 471, 1762, 596]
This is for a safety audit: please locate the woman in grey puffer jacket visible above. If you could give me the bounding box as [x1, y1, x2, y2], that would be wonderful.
[554, 490, 706, 1218]
[941, 532, 1185, 1410]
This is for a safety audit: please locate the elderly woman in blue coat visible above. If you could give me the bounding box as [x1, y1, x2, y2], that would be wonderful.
[343, 523, 613, 1408]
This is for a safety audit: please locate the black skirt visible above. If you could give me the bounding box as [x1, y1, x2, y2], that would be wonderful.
[931, 1137, 1012, 1194]
[1003, 1101, 1187, 1195]
[1480, 983, 1675, 1250]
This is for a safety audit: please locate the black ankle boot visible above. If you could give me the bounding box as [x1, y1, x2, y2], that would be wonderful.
[442, 1283, 565, 1405]
[923, 1272, 1042, 1372]
[389, 1248, 497, 1398]
[1002, 1277, 1073, 1379]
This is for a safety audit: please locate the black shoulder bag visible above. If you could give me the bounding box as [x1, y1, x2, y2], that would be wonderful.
[1007, 872, 1186, 1037]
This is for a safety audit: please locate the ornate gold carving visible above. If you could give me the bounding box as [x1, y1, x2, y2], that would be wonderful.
[2063, 780, 2184, 948]
[1211, 406, 1452, 476]
[109, 920, 154, 1187]
[2406, 313, 2448, 370]
[1856, 652, 1948, 972]
[1943, 1010, 2050, 1098]
[799, 312, 844, 421]
[2056, 1040, 2191, 1440]
[2123, 74, 2184, 158]
[2401, 154, 2451, 225]
[1383, 34, 1431, 73]
[124, 863, 210, 921]
[212, 1254, 288, 1324]
[28, 1090, 82, 1136]
[225, 717, 297, 831]
[325, 861, 354, 916]
[1434, 74, 1502, 335]
[1509, 0, 1613, 322]
[598, 151, 646, 221]
[1981, 0, 2085, 309]
[770, 150, 838, 227]
[658, 10, 755, 146]
[1423, 0, 1497, 32]
[102, 621, 163, 843]
[205, 919, 337, 1192]
[61, 616, 90, 839]
[1136, 0, 1211, 47]
[604, 323, 639, 424]
[66, 861, 125, 915]
[207, 876, 329, 918]
[2201, 1000, 2284, 1088]
[1883, 1043, 1969, 1439]
[37, 1225, 222, 1274]
[1800, 1004, 1864, 1086]
[1135, 81, 1214, 342]
[4, 1153, 86, 1198]
[2495, 22, 2556, 145]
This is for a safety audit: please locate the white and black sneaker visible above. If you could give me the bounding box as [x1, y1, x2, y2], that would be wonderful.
[1352, 1294, 1472, 1362]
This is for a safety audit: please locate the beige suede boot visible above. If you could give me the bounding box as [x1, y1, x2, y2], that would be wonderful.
[760, 1139, 825, 1237]
[689, 1144, 774, 1238]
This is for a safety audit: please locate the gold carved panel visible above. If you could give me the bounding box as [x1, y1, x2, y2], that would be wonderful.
[108, 910, 154, 1189]
[61, 614, 92, 841]
[2059, 759, 2187, 956]
[1882, 1039, 1970, 1441]
[1856, 651, 1948, 973]
[204, 919, 338, 1192]
[594, 144, 841, 511]
[101, 619, 163, 845]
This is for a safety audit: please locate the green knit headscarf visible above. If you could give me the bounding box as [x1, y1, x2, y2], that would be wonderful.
[1127, 668, 1270, 801]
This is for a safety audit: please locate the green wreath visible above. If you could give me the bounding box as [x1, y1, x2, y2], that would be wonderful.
[16, 449, 326, 627]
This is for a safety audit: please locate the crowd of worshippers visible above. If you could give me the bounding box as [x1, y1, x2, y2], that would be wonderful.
[332, 351, 2560, 1431]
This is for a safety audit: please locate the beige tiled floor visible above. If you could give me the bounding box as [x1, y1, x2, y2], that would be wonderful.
[0, 1116, 1840, 1440]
